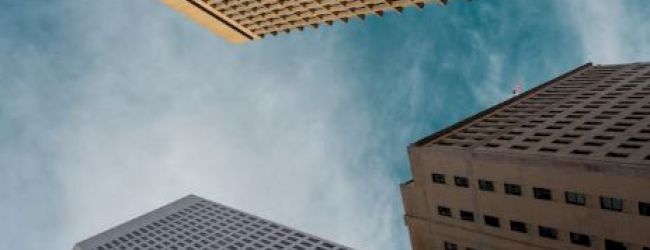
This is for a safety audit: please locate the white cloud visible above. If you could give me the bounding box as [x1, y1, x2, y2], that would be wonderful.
[0, 1, 407, 249]
[562, 0, 650, 64]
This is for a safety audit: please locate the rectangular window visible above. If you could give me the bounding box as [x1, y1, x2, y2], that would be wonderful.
[505, 183, 522, 196]
[484, 215, 500, 228]
[432, 173, 446, 184]
[454, 176, 469, 187]
[605, 239, 627, 250]
[533, 187, 552, 200]
[437, 206, 452, 217]
[510, 220, 527, 233]
[444, 242, 457, 250]
[460, 210, 474, 222]
[565, 191, 586, 206]
[570, 232, 591, 247]
[600, 196, 623, 211]
[538, 226, 557, 239]
[478, 179, 494, 191]
[639, 202, 650, 216]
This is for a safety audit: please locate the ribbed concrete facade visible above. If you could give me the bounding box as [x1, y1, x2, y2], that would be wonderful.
[74, 195, 351, 250]
[401, 63, 650, 250]
[161, 0, 448, 43]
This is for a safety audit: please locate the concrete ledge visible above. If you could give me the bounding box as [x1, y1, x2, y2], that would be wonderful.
[161, 0, 258, 44]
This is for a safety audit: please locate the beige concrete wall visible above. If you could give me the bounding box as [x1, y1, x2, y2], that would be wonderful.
[402, 146, 650, 249]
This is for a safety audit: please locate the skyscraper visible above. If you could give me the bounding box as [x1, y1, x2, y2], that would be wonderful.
[401, 63, 650, 250]
[74, 195, 351, 250]
[161, 0, 448, 43]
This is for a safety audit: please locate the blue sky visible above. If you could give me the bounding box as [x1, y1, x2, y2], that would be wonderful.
[1, 1, 649, 249]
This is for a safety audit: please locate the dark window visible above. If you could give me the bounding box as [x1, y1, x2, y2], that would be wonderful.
[460, 211, 474, 222]
[570, 232, 591, 246]
[639, 202, 650, 216]
[454, 176, 469, 187]
[566, 191, 586, 206]
[444, 241, 457, 250]
[538, 226, 557, 239]
[438, 206, 452, 217]
[605, 239, 627, 250]
[643, 247, 650, 250]
[505, 183, 522, 196]
[484, 215, 500, 228]
[533, 187, 552, 200]
[478, 179, 494, 191]
[432, 173, 446, 184]
[510, 220, 527, 233]
[600, 196, 623, 211]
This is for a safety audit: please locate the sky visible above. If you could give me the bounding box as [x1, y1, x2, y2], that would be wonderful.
[1, 0, 650, 249]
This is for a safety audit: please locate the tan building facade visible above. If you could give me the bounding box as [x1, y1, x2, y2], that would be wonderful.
[161, 0, 448, 43]
[401, 63, 650, 250]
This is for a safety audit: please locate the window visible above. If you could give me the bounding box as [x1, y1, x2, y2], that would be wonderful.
[600, 196, 623, 211]
[444, 241, 457, 250]
[538, 226, 557, 239]
[510, 220, 527, 233]
[566, 191, 586, 206]
[460, 210, 474, 222]
[505, 183, 522, 196]
[438, 206, 452, 217]
[432, 173, 446, 184]
[639, 202, 650, 216]
[533, 187, 552, 200]
[605, 239, 627, 250]
[478, 179, 494, 191]
[484, 215, 500, 228]
[454, 176, 469, 187]
[570, 232, 591, 247]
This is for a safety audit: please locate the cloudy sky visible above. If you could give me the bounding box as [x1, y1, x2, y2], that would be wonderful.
[1, 1, 649, 249]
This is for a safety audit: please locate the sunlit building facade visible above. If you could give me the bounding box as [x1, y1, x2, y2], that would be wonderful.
[161, 0, 448, 43]
[401, 62, 650, 250]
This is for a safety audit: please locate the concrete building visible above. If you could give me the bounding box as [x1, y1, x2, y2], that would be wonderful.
[161, 0, 448, 43]
[74, 195, 351, 250]
[401, 63, 650, 250]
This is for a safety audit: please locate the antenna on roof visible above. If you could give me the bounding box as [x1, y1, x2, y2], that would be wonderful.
[513, 81, 523, 95]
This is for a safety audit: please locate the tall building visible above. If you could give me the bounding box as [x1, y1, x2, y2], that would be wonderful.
[401, 63, 650, 250]
[161, 0, 448, 43]
[74, 195, 351, 250]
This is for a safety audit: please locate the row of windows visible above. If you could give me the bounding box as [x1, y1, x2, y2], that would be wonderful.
[443, 239, 648, 250]
[436, 206, 645, 250]
[431, 173, 650, 216]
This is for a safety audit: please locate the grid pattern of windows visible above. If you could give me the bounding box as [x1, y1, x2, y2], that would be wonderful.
[74, 195, 350, 250]
[191, 0, 436, 38]
[423, 63, 650, 164]
[433, 205, 632, 248]
[428, 173, 646, 215]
